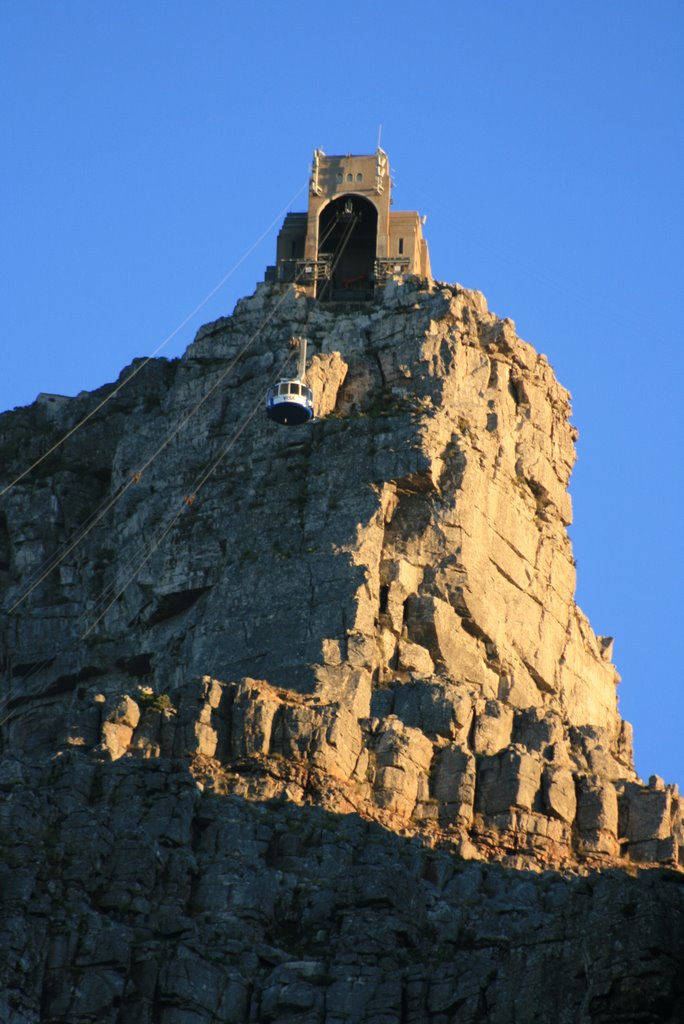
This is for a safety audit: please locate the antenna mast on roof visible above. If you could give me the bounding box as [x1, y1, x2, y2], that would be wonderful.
[377, 124, 383, 150]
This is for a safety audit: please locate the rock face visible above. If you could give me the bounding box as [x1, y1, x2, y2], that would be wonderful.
[1, 278, 683, 1022]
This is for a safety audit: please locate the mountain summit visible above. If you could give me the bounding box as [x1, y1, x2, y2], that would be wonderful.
[1, 174, 682, 1019]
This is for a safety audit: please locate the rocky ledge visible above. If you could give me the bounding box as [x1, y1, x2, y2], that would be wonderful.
[2, 752, 683, 1024]
[1, 278, 682, 1022]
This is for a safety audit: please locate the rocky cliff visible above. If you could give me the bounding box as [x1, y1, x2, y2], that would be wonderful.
[1, 278, 682, 1022]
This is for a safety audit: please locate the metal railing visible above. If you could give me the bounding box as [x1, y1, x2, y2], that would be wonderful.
[374, 257, 410, 283]
[278, 255, 333, 284]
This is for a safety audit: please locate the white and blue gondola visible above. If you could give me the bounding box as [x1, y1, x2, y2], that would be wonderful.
[265, 378, 314, 426]
[266, 337, 314, 426]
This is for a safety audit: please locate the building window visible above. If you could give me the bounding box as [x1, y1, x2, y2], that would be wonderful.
[346, 172, 353, 182]
[356, 172, 363, 182]
[398, 238, 404, 255]
[336, 171, 343, 183]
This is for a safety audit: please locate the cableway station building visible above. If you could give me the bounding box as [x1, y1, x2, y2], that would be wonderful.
[266, 149, 432, 301]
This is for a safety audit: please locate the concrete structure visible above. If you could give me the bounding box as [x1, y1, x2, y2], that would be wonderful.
[270, 149, 431, 299]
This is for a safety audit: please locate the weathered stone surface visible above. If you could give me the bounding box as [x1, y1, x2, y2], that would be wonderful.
[396, 637, 434, 676]
[543, 765, 577, 823]
[372, 717, 434, 821]
[376, 679, 472, 741]
[0, 757, 682, 1024]
[472, 699, 514, 755]
[431, 743, 476, 823]
[622, 779, 675, 845]
[0, 276, 682, 1021]
[307, 350, 348, 419]
[476, 746, 543, 815]
[99, 694, 141, 759]
[577, 775, 620, 857]
[406, 595, 499, 697]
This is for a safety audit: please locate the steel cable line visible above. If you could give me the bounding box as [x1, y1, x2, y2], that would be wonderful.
[1, 210, 342, 727]
[4, 255, 315, 615]
[317, 212, 359, 301]
[0, 180, 308, 500]
[3, 197, 344, 615]
[1, 247, 317, 711]
[6, 477, 139, 614]
[78, 344, 300, 630]
[80, 349, 298, 640]
[0, 346, 298, 731]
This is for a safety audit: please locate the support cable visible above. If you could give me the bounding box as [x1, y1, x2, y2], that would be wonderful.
[3, 200, 340, 614]
[0, 346, 297, 729]
[5, 260, 308, 614]
[0, 204, 339, 724]
[317, 212, 359, 301]
[79, 348, 298, 632]
[0, 180, 308, 500]
[82, 344, 294, 638]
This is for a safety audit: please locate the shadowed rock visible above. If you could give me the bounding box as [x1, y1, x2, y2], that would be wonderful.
[1, 278, 682, 1022]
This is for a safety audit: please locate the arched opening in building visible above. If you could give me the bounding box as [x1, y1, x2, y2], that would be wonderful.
[317, 194, 378, 300]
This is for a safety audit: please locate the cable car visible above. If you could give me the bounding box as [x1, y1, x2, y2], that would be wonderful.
[266, 337, 314, 426]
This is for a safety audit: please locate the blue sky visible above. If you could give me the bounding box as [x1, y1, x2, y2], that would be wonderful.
[1, 2, 682, 787]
